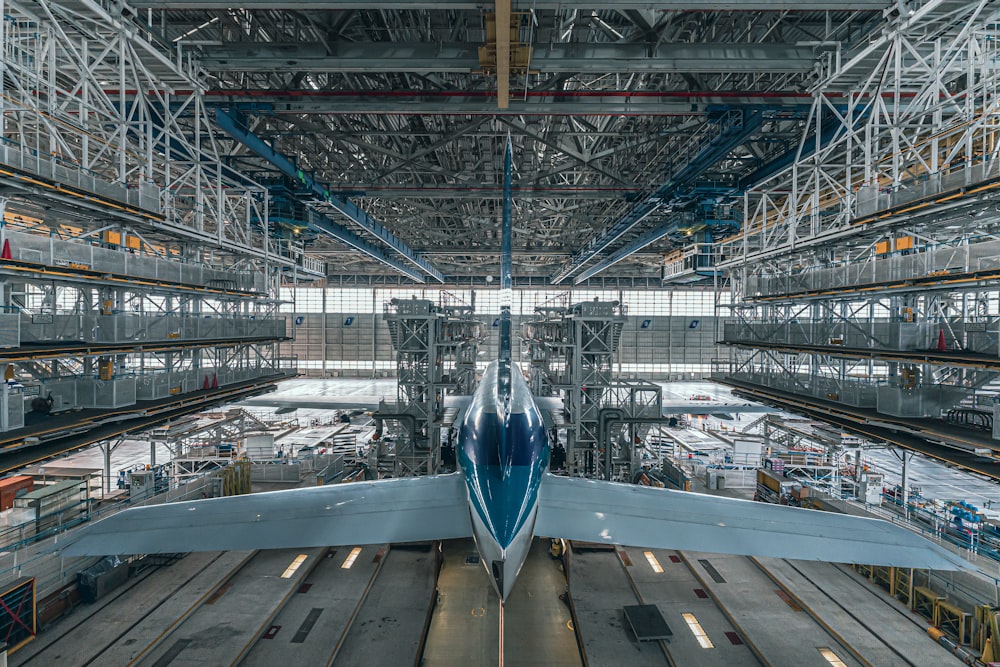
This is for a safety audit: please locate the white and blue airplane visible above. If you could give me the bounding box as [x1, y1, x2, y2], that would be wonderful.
[64, 140, 968, 600]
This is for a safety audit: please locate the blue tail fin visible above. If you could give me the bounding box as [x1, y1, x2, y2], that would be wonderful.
[498, 133, 513, 371]
[498, 134, 514, 470]
[498, 134, 514, 384]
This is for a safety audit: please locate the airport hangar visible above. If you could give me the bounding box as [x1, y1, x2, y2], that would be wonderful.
[0, 1, 996, 665]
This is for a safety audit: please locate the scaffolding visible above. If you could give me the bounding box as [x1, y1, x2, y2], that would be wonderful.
[382, 295, 484, 476]
[521, 297, 662, 479]
[713, 4, 1000, 455]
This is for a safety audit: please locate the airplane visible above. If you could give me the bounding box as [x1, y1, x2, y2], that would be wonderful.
[63, 138, 969, 601]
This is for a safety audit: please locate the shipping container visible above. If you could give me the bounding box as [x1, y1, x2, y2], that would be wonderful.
[77, 556, 129, 603]
[756, 468, 784, 494]
[0, 476, 33, 511]
[13, 479, 88, 533]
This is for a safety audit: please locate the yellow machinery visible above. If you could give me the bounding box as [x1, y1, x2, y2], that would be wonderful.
[913, 585, 943, 621]
[98, 359, 114, 381]
[976, 604, 1000, 662]
[217, 460, 251, 496]
[934, 598, 972, 645]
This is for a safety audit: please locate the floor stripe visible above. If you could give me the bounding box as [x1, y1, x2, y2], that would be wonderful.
[697, 559, 726, 584]
[291, 608, 324, 644]
[150, 638, 191, 667]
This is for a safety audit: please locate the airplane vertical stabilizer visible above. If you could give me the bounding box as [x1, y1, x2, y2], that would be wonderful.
[498, 133, 514, 471]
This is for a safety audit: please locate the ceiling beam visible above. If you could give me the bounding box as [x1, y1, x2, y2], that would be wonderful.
[204, 92, 814, 116]
[214, 108, 445, 282]
[322, 186, 641, 199]
[198, 42, 820, 73]
[573, 217, 680, 283]
[279, 214, 428, 282]
[496, 0, 511, 109]
[551, 109, 764, 283]
[132, 0, 888, 10]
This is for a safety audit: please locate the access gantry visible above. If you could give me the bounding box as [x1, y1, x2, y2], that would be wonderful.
[0, 213, 296, 451]
[0, 0, 309, 457]
[521, 297, 662, 480]
[382, 295, 484, 476]
[713, 4, 1000, 456]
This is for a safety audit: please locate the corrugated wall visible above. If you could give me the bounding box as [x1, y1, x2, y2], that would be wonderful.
[283, 313, 718, 379]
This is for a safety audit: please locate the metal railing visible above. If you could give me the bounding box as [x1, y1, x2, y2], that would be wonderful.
[2, 228, 265, 293]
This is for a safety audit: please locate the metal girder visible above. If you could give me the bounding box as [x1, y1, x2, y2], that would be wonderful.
[572, 219, 681, 284]
[325, 186, 641, 199]
[209, 95, 813, 117]
[214, 108, 445, 282]
[198, 42, 820, 74]
[552, 109, 764, 284]
[276, 214, 426, 282]
[130, 0, 889, 9]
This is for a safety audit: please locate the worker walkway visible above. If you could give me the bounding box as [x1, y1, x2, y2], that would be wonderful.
[623, 547, 758, 666]
[502, 539, 579, 667]
[721, 378, 1000, 479]
[13, 550, 255, 667]
[422, 538, 501, 665]
[758, 558, 956, 667]
[0, 375, 285, 473]
[682, 551, 866, 666]
[568, 545, 668, 666]
[333, 544, 436, 665]
[133, 547, 323, 666]
[241, 545, 386, 666]
[726, 339, 1000, 372]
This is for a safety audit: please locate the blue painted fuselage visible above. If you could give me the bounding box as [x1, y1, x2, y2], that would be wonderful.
[458, 361, 549, 600]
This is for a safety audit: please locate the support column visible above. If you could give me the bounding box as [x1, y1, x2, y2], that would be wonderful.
[0, 364, 7, 433]
[891, 447, 912, 519]
[100, 439, 123, 494]
[102, 442, 111, 494]
[901, 449, 911, 519]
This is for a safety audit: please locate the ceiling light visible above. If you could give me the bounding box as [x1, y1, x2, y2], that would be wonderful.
[280, 554, 308, 578]
[341, 547, 362, 569]
[644, 551, 664, 573]
[682, 612, 714, 649]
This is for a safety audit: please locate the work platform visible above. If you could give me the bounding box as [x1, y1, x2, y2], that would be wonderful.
[0, 375, 286, 473]
[724, 338, 1000, 372]
[720, 378, 1000, 478]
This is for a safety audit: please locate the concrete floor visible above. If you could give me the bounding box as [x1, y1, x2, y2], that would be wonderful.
[6, 377, 990, 665]
[864, 446, 1000, 508]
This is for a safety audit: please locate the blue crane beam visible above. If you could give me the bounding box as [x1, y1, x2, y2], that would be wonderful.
[573, 219, 682, 284]
[551, 109, 764, 284]
[571, 107, 858, 284]
[214, 108, 444, 282]
[273, 213, 427, 283]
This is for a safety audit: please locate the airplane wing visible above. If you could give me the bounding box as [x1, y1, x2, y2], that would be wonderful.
[62, 474, 473, 556]
[240, 395, 383, 410]
[534, 474, 968, 571]
[661, 403, 776, 415]
[532, 396, 566, 430]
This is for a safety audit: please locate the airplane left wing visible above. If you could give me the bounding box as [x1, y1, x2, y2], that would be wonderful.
[62, 474, 473, 556]
[534, 473, 968, 571]
[240, 395, 382, 411]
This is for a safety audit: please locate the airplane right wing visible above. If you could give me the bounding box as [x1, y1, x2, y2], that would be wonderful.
[531, 396, 566, 430]
[534, 473, 968, 571]
[62, 473, 473, 556]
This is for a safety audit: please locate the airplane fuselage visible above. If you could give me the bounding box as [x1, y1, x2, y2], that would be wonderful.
[457, 361, 549, 600]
